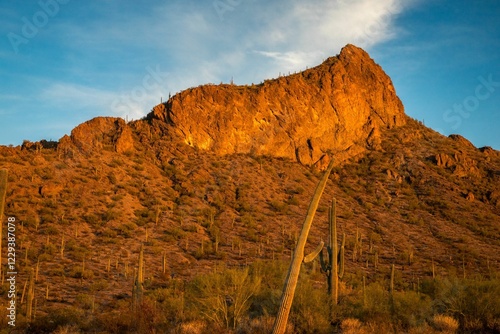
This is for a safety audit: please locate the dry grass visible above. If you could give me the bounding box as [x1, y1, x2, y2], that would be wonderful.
[178, 320, 206, 334]
[431, 315, 459, 333]
[341, 318, 366, 334]
[52, 324, 82, 334]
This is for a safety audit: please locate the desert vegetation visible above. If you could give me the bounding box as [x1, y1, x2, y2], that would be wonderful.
[0, 117, 499, 333]
[0, 258, 498, 333]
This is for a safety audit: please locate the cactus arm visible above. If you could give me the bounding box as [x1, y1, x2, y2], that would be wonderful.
[339, 233, 345, 279]
[319, 247, 330, 272]
[303, 241, 324, 263]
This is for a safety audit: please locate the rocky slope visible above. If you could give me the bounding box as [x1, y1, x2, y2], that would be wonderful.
[0, 44, 499, 331]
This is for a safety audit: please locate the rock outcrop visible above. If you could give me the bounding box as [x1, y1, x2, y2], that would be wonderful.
[58, 117, 134, 155]
[433, 152, 481, 178]
[149, 44, 406, 166]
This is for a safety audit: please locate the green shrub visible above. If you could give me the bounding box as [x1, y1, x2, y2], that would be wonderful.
[360, 282, 391, 322]
[291, 276, 331, 333]
[392, 291, 432, 329]
[30, 306, 85, 333]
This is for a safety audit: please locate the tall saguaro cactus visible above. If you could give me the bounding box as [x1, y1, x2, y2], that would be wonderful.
[26, 268, 35, 322]
[321, 199, 336, 305]
[272, 158, 335, 334]
[319, 198, 345, 313]
[132, 244, 145, 308]
[0, 170, 8, 279]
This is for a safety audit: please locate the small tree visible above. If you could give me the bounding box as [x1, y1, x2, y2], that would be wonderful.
[190, 267, 261, 329]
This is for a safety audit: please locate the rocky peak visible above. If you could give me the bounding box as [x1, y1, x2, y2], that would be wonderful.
[149, 44, 406, 166]
[58, 117, 134, 156]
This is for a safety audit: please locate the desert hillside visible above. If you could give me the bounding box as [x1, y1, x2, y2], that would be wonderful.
[0, 45, 499, 333]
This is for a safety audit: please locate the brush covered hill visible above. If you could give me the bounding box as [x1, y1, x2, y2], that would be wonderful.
[0, 45, 499, 332]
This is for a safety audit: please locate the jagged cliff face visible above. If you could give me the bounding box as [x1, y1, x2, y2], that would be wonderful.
[150, 44, 406, 166]
[55, 44, 406, 167]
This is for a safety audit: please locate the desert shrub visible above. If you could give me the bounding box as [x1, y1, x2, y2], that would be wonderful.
[290, 274, 331, 333]
[392, 290, 432, 329]
[151, 287, 186, 323]
[269, 200, 289, 213]
[52, 324, 82, 334]
[99, 227, 117, 238]
[107, 173, 118, 184]
[360, 282, 391, 323]
[69, 266, 94, 279]
[287, 195, 300, 206]
[433, 276, 500, 332]
[116, 222, 137, 237]
[47, 265, 65, 277]
[177, 320, 206, 334]
[431, 314, 459, 333]
[285, 185, 305, 195]
[83, 213, 100, 226]
[40, 240, 57, 255]
[237, 316, 295, 334]
[38, 252, 53, 262]
[241, 213, 256, 228]
[248, 260, 287, 317]
[111, 193, 124, 201]
[187, 267, 261, 330]
[340, 318, 365, 334]
[75, 294, 95, 310]
[29, 306, 85, 333]
[102, 209, 122, 222]
[166, 226, 187, 240]
[133, 298, 166, 334]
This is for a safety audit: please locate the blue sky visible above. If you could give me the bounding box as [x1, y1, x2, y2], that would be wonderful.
[1, 0, 499, 149]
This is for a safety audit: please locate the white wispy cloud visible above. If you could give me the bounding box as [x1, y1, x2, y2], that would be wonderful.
[245, 0, 408, 72]
[38, 81, 167, 122]
[54, 0, 412, 87]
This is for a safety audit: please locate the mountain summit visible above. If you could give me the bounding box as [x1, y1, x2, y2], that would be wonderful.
[148, 44, 406, 167]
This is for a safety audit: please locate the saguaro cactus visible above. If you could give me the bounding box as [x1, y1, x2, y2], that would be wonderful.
[162, 252, 167, 274]
[26, 268, 35, 322]
[60, 236, 65, 259]
[319, 198, 345, 309]
[272, 158, 335, 334]
[0, 170, 8, 278]
[132, 244, 145, 308]
[390, 263, 395, 294]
